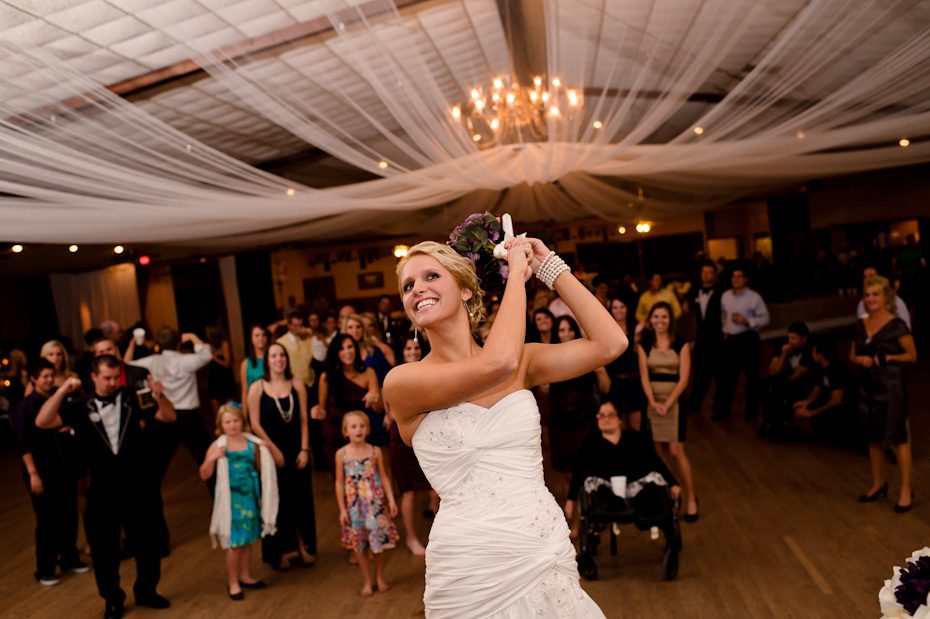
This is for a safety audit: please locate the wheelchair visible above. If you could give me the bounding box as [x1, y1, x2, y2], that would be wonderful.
[575, 481, 681, 581]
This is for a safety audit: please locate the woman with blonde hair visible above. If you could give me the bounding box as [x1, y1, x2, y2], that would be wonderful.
[852, 275, 917, 512]
[384, 226, 625, 617]
[25, 341, 78, 397]
[343, 313, 395, 385]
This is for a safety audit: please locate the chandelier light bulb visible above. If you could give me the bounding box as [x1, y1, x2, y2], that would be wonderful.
[451, 105, 461, 119]
[567, 90, 578, 106]
[899, 137, 910, 148]
[470, 88, 480, 100]
[474, 99, 485, 111]
[552, 77, 561, 88]
[529, 91, 539, 103]
[549, 106, 561, 118]
[490, 118, 500, 130]
[593, 120, 603, 129]
[472, 134, 482, 142]
[114, 245, 124, 254]
[541, 92, 550, 103]
[12, 244, 23, 253]
[506, 92, 516, 105]
[693, 126, 704, 135]
[492, 92, 501, 103]
[69, 244, 79, 253]
[533, 76, 542, 88]
[493, 78, 503, 90]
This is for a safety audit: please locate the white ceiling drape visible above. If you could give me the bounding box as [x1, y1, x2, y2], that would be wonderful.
[1, 0, 929, 246]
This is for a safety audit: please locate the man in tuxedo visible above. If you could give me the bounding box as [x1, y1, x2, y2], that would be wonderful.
[687, 260, 723, 413]
[36, 355, 176, 619]
[376, 294, 410, 353]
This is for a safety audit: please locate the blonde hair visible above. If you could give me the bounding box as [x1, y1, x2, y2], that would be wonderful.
[863, 275, 897, 314]
[341, 410, 370, 438]
[40, 340, 71, 374]
[215, 403, 249, 436]
[395, 241, 486, 332]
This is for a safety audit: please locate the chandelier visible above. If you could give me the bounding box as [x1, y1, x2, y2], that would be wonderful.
[451, 75, 583, 149]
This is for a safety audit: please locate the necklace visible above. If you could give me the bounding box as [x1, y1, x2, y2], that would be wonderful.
[273, 390, 294, 423]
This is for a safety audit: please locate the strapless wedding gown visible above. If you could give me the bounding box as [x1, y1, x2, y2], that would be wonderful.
[412, 389, 605, 618]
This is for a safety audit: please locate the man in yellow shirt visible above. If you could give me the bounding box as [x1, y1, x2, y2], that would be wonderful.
[636, 274, 683, 323]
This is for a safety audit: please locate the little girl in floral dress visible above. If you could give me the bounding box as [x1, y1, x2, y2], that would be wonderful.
[335, 410, 399, 596]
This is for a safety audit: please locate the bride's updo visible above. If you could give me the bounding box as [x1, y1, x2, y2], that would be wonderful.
[396, 241, 486, 332]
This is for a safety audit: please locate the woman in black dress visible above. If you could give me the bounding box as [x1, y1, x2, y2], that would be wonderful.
[606, 292, 644, 431]
[387, 333, 438, 555]
[311, 334, 382, 469]
[247, 342, 317, 570]
[548, 316, 611, 492]
[527, 308, 557, 428]
[852, 276, 917, 512]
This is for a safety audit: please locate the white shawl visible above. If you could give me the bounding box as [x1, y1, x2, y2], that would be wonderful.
[209, 432, 278, 549]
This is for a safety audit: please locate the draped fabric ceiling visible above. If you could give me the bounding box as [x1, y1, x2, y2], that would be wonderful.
[1, 0, 929, 248]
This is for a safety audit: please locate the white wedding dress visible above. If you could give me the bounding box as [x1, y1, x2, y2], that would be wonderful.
[412, 389, 606, 618]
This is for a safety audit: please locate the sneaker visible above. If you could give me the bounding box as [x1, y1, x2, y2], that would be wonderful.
[62, 560, 90, 574]
[37, 573, 60, 586]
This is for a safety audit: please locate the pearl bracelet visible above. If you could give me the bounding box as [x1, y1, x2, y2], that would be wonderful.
[535, 251, 570, 290]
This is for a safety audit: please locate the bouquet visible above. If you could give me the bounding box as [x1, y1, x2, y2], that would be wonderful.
[448, 212, 509, 289]
[880, 547, 930, 618]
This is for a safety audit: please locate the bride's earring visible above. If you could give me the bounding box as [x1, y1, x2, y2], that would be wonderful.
[413, 327, 418, 343]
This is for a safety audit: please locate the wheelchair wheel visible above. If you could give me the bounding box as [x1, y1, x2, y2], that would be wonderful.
[577, 553, 599, 581]
[663, 546, 679, 581]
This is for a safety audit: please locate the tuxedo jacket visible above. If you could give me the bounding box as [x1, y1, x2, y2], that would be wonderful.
[689, 285, 724, 348]
[60, 387, 160, 497]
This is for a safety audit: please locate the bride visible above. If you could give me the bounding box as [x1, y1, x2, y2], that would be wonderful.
[384, 233, 627, 618]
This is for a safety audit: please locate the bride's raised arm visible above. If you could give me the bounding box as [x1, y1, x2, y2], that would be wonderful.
[524, 238, 628, 388]
[384, 238, 533, 423]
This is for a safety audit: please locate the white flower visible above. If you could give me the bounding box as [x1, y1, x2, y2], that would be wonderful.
[89, 412, 101, 423]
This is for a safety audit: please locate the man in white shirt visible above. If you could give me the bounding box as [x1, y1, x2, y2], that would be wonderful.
[714, 268, 770, 421]
[129, 329, 213, 490]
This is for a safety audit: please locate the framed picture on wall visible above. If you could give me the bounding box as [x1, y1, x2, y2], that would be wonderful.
[357, 272, 384, 290]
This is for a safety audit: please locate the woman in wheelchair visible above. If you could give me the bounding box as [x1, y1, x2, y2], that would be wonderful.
[564, 400, 682, 580]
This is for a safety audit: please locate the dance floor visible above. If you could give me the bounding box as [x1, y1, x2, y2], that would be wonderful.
[2, 363, 927, 618]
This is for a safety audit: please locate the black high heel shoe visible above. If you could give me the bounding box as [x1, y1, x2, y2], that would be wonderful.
[684, 497, 700, 523]
[858, 482, 888, 502]
[895, 492, 914, 513]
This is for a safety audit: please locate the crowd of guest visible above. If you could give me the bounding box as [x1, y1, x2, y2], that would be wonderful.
[0, 244, 924, 616]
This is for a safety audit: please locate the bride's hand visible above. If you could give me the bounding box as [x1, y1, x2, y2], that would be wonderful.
[505, 238, 533, 282]
[525, 238, 552, 274]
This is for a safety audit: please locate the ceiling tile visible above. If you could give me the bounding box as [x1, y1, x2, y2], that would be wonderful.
[44, 0, 124, 32]
[82, 15, 149, 46]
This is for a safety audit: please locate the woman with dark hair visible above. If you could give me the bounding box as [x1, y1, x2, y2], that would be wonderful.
[549, 315, 611, 490]
[247, 342, 316, 570]
[311, 334, 383, 466]
[239, 324, 269, 417]
[527, 307, 556, 344]
[206, 326, 237, 411]
[387, 333, 438, 555]
[637, 301, 698, 521]
[606, 292, 645, 431]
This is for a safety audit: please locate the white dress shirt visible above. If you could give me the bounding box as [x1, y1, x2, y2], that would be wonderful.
[95, 393, 122, 454]
[129, 344, 212, 409]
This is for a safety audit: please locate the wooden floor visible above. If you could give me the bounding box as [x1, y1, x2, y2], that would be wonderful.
[2, 363, 928, 619]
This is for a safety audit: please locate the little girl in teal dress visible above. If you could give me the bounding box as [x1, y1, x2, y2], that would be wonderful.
[202, 404, 278, 601]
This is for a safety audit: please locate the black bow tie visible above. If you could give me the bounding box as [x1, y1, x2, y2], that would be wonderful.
[94, 394, 118, 406]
